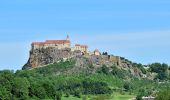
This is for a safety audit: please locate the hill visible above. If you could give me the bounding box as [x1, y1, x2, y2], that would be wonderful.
[0, 59, 170, 100]
[0, 57, 170, 100]
[23, 47, 148, 79]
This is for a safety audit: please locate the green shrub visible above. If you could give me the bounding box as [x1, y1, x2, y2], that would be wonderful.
[111, 65, 126, 78]
[155, 89, 170, 100]
[97, 65, 110, 75]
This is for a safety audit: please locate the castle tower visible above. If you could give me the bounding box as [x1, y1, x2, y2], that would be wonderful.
[66, 35, 70, 40]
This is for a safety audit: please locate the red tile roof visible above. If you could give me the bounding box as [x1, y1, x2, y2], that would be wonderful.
[32, 40, 70, 45]
[32, 42, 45, 45]
[46, 40, 70, 44]
[95, 49, 99, 52]
[32, 40, 88, 48]
[75, 44, 81, 46]
[75, 44, 88, 48]
[80, 45, 88, 48]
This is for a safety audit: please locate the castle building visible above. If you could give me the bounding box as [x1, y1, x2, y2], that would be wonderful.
[31, 35, 88, 53]
[32, 35, 71, 50]
[74, 44, 88, 53]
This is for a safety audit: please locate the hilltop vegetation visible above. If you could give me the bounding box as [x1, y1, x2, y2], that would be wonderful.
[0, 59, 170, 100]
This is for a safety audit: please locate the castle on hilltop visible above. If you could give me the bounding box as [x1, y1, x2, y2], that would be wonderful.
[31, 35, 88, 53]
[25, 35, 122, 68]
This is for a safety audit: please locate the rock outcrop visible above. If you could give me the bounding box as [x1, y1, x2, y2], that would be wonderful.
[23, 47, 145, 78]
[23, 47, 72, 69]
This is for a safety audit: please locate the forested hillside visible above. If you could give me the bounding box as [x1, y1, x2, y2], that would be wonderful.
[0, 59, 170, 100]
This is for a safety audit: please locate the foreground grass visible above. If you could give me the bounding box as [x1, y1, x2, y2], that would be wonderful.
[62, 92, 135, 100]
[111, 92, 135, 100]
[62, 96, 81, 100]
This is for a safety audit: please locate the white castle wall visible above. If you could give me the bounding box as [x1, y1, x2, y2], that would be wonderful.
[32, 43, 70, 50]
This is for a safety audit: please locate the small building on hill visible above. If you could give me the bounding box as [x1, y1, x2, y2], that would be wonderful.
[74, 44, 88, 53]
[94, 49, 100, 56]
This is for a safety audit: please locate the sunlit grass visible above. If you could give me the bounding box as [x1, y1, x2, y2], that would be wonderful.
[62, 92, 135, 100]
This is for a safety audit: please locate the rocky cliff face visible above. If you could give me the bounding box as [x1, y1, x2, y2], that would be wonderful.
[23, 47, 145, 78]
[23, 47, 72, 69]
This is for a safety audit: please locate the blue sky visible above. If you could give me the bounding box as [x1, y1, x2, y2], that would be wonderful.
[0, 0, 170, 70]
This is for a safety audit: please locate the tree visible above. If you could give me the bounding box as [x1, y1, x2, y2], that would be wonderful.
[149, 63, 169, 80]
[102, 52, 108, 55]
[65, 92, 70, 98]
[42, 80, 56, 99]
[150, 63, 168, 73]
[82, 80, 112, 94]
[0, 70, 14, 99]
[74, 90, 81, 98]
[155, 72, 168, 80]
[29, 81, 46, 99]
[0, 70, 14, 91]
[123, 82, 132, 92]
[136, 94, 143, 100]
[12, 77, 30, 100]
[55, 92, 62, 100]
[136, 89, 147, 100]
[0, 86, 11, 100]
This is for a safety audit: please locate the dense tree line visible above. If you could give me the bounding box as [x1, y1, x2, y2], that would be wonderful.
[0, 70, 112, 100]
[0, 63, 112, 100]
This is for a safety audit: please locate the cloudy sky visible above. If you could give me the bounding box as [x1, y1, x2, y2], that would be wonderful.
[0, 0, 170, 70]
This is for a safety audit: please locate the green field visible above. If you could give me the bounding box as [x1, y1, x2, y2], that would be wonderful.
[111, 93, 135, 100]
[62, 96, 82, 100]
[62, 93, 135, 100]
